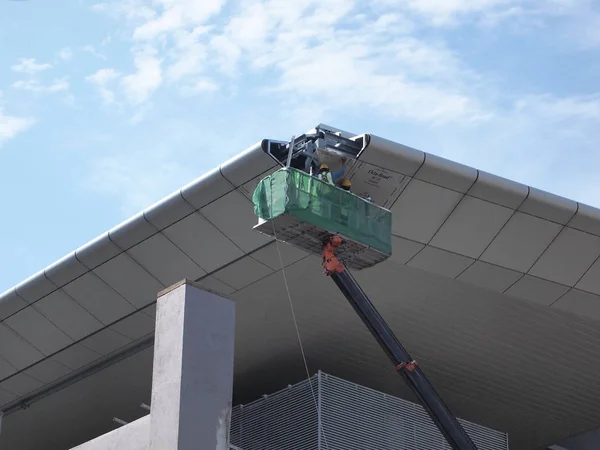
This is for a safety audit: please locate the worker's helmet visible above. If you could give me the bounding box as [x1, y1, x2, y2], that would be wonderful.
[340, 178, 351, 190]
[319, 164, 329, 172]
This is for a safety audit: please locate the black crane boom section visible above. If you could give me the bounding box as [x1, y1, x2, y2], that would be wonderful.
[323, 236, 478, 450]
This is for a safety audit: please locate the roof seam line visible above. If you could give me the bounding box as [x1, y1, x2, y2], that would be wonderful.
[563, 203, 600, 292]
[192, 240, 276, 285]
[475, 183, 531, 262]
[213, 252, 313, 293]
[453, 259, 477, 281]
[520, 188, 576, 282]
[198, 208, 263, 254]
[35, 286, 107, 340]
[386, 150, 426, 211]
[417, 166, 480, 260]
[543, 201, 584, 306]
[547, 288, 571, 308]
[156, 229, 209, 277]
[523, 227, 567, 278]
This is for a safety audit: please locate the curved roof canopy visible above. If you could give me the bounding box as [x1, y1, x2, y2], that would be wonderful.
[2, 124, 600, 450]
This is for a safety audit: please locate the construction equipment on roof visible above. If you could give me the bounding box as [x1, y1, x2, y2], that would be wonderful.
[251, 127, 479, 450]
[252, 167, 392, 270]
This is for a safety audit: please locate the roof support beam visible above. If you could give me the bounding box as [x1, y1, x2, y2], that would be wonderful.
[1, 334, 155, 417]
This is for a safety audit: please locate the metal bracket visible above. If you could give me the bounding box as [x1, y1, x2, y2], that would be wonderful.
[395, 360, 418, 372]
[313, 127, 363, 156]
[285, 135, 296, 167]
[113, 417, 128, 426]
[264, 125, 364, 166]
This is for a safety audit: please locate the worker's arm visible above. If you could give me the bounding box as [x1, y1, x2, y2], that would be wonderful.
[331, 159, 347, 182]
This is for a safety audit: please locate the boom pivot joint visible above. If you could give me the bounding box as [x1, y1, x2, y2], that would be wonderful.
[395, 360, 418, 372]
[322, 235, 345, 275]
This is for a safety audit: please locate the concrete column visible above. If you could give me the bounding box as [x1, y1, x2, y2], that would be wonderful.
[149, 279, 235, 450]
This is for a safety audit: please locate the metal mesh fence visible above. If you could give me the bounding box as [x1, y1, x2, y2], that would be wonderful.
[230, 372, 508, 450]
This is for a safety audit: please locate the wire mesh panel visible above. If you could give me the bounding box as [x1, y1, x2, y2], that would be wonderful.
[230, 377, 319, 450]
[230, 372, 508, 450]
[319, 373, 508, 450]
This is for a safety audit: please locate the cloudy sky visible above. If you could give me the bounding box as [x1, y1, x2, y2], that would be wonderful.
[0, 0, 599, 291]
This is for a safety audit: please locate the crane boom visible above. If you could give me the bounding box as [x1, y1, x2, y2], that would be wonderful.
[252, 126, 480, 449]
[322, 236, 478, 450]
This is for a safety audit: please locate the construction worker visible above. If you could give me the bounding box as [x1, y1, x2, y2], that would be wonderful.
[317, 164, 334, 184]
[337, 178, 352, 227]
[317, 159, 347, 183]
[332, 157, 347, 183]
[339, 178, 352, 191]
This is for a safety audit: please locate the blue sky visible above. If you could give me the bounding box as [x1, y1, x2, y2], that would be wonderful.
[0, 0, 599, 292]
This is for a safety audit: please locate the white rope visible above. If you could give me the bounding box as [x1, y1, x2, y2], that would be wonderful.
[272, 235, 330, 450]
[269, 175, 330, 449]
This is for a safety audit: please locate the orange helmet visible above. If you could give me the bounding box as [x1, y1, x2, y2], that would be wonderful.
[340, 178, 351, 189]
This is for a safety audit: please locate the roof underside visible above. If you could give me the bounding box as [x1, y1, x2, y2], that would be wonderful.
[2, 126, 600, 450]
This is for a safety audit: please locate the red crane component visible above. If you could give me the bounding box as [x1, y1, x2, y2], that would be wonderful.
[322, 235, 345, 275]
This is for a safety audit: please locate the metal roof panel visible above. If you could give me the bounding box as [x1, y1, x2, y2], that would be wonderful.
[3, 126, 600, 450]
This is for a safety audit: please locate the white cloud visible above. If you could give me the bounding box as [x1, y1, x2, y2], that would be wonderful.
[179, 78, 219, 96]
[515, 94, 600, 122]
[10, 58, 52, 75]
[132, 0, 224, 40]
[121, 46, 162, 105]
[0, 104, 34, 147]
[87, 67, 120, 85]
[201, 0, 487, 124]
[86, 68, 121, 104]
[58, 47, 73, 61]
[83, 44, 107, 60]
[479, 5, 528, 28]
[101, 35, 113, 46]
[12, 78, 69, 93]
[92, 0, 157, 22]
[208, 35, 242, 77]
[87, 52, 162, 110]
[371, 0, 600, 36]
[88, 0, 600, 128]
[191, 78, 218, 92]
[165, 26, 212, 82]
[581, 15, 600, 47]
[395, 0, 519, 24]
[95, 0, 488, 122]
[10, 56, 70, 96]
[549, 1, 600, 48]
[373, 0, 567, 28]
[94, 0, 226, 105]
